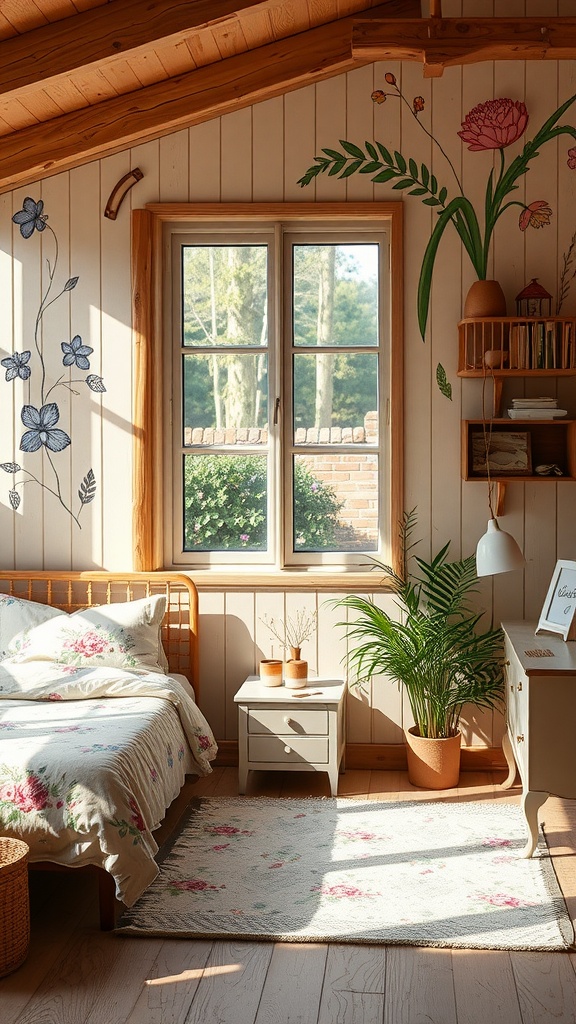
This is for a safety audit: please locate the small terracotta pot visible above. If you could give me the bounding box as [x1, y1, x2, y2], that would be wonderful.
[259, 659, 283, 686]
[284, 659, 308, 689]
[405, 727, 461, 790]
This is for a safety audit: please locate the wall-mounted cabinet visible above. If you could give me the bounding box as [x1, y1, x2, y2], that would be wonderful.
[462, 419, 576, 484]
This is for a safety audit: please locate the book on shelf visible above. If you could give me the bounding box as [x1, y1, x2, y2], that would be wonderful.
[511, 397, 557, 407]
[507, 409, 567, 419]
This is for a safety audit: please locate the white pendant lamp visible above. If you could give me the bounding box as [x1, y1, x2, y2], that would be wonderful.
[476, 517, 525, 577]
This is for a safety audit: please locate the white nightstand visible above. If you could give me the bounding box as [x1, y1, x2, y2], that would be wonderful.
[234, 677, 347, 796]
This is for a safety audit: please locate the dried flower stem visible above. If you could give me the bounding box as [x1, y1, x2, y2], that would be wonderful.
[261, 610, 317, 651]
[557, 227, 576, 313]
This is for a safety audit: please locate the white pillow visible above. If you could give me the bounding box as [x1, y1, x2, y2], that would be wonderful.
[5, 594, 168, 673]
[0, 593, 62, 657]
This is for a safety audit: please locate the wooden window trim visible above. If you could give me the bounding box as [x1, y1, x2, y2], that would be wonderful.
[132, 202, 404, 585]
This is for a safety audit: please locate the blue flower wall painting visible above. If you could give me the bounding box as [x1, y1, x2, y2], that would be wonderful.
[1, 198, 106, 527]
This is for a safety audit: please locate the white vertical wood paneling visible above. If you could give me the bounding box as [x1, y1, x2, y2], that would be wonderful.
[344, 66, 375, 202]
[159, 129, 190, 202]
[252, 97, 285, 200]
[70, 162, 102, 569]
[0, 192, 15, 566]
[429, 66, 463, 558]
[400, 61, 433, 552]
[198, 590, 226, 737]
[129, 140, 161, 206]
[221, 108, 253, 201]
[189, 119, 222, 202]
[101, 152, 133, 570]
[12, 184, 45, 569]
[224, 590, 256, 739]
[314, 76, 347, 202]
[317, 591, 348, 681]
[4, 50, 576, 750]
[283, 85, 316, 202]
[40, 172, 73, 569]
[255, 590, 285, 664]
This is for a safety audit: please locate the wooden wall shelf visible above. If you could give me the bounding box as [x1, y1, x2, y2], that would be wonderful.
[462, 420, 576, 485]
[458, 316, 576, 377]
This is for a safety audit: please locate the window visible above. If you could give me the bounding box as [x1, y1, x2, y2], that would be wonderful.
[133, 204, 403, 580]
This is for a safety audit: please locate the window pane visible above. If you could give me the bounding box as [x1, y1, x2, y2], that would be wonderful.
[182, 245, 268, 348]
[293, 353, 378, 443]
[183, 453, 268, 551]
[183, 353, 268, 443]
[293, 243, 378, 348]
[293, 453, 378, 552]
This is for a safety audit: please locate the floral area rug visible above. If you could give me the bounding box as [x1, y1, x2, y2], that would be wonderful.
[116, 797, 574, 950]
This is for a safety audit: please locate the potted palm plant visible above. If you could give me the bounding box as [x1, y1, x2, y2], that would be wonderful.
[337, 511, 505, 789]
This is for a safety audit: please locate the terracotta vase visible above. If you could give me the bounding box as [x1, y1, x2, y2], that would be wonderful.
[259, 659, 283, 686]
[405, 727, 461, 790]
[464, 280, 507, 319]
[285, 646, 308, 689]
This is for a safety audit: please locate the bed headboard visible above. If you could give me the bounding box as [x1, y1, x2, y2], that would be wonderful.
[0, 571, 199, 694]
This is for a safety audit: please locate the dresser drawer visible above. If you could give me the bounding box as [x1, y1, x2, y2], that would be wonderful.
[247, 708, 328, 736]
[505, 646, 527, 727]
[248, 734, 329, 764]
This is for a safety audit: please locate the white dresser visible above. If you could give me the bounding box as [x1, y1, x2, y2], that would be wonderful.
[502, 621, 576, 856]
[234, 677, 346, 796]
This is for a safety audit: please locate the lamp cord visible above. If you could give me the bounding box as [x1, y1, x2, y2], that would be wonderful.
[481, 364, 496, 520]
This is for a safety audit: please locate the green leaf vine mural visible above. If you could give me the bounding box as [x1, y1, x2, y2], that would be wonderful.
[1, 199, 106, 526]
[298, 77, 576, 398]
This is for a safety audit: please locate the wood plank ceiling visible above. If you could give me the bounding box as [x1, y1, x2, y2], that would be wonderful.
[0, 0, 420, 193]
[2, 2, 576, 195]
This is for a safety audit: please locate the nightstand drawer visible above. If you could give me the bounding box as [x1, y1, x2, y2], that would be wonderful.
[247, 708, 328, 736]
[248, 735, 329, 764]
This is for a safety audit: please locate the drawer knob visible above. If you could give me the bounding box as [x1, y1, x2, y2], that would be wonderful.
[510, 684, 514, 692]
[283, 716, 293, 727]
[284, 745, 292, 754]
[516, 734, 525, 743]
[517, 681, 523, 692]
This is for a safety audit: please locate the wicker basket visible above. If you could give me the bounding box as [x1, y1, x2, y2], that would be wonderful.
[0, 838, 30, 977]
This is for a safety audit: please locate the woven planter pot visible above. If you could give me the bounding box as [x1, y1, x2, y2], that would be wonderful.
[405, 727, 462, 790]
[0, 837, 30, 977]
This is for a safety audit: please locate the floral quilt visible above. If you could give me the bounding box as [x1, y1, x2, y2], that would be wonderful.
[0, 661, 217, 907]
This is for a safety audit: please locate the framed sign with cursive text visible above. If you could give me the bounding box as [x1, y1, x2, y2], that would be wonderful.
[536, 560, 576, 641]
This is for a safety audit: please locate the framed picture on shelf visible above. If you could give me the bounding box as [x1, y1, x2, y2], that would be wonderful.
[471, 430, 532, 476]
[536, 560, 576, 641]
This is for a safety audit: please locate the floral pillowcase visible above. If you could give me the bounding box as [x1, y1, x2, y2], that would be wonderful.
[0, 593, 63, 658]
[2, 594, 169, 673]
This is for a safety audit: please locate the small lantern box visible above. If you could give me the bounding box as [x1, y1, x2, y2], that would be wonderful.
[516, 279, 552, 318]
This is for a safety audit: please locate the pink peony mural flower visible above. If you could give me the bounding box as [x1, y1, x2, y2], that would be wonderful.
[457, 98, 528, 151]
[299, 83, 576, 396]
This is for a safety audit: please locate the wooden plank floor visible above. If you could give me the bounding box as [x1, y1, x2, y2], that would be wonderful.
[2, 768, 576, 1024]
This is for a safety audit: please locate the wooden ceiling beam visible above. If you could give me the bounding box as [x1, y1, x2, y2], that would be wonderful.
[0, 21, 358, 194]
[0, 0, 282, 99]
[352, 17, 576, 77]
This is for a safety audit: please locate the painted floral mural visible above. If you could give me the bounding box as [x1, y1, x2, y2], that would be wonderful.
[1, 198, 106, 526]
[298, 83, 576, 397]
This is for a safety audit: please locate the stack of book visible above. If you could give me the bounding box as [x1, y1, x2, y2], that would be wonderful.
[507, 398, 568, 420]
